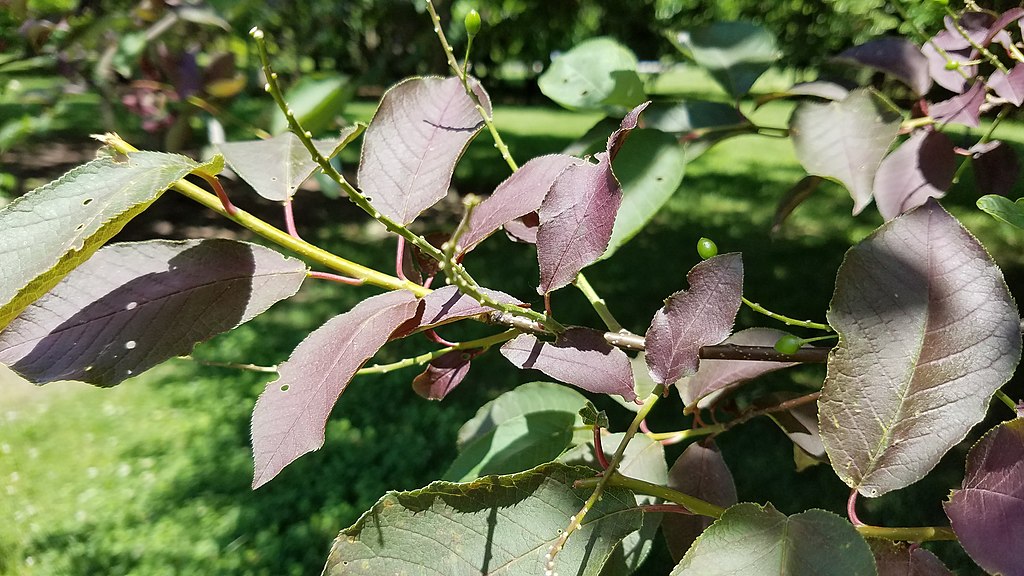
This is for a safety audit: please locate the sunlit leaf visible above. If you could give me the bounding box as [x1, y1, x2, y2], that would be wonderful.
[662, 440, 737, 563]
[679, 328, 800, 410]
[538, 37, 645, 111]
[446, 381, 588, 481]
[922, 38, 974, 94]
[500, 327, 638, 402]
[989, 63, 1024, 105]
[0, 151, 222, 331]
[977, 194, 1024, 229]
[930, 81, 986, 128]
[358, 76, 490, 225]
[971, 140, 1021, 197]
[672, 22, 779, 99]
[218, 125, 363, 201]
[269, 74, 354, 135]
[756, 81, 851, 107]
[819, 200, 1022, 497]
[645, 254, 743, 385]
[393, 285, 521, 338]
[0, 239, 305, 387]
[671, 504, 874, 575]
[835, 37, 931, 96]
[324, 462, 642, 576]
[873, 130, 956, 221]
[644, 100, 747, 134]
[869, 540, 953, 576]
[789, 88, 901, 215]
[767, 398, 826, 461]
[411, 348, 480, 401]
[250, 290, 420, 488]
[944, 418, 1024, 576]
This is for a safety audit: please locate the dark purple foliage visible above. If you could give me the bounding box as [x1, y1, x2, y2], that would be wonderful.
[870, 540, 953, 576]
[645, 253, 743, 385]
[393, 285, 520, 339]
[499, 327, 637, 401]
[250, 290, 420, 488]
[922, 38, 975, 94]
[836, 37, 931, 96]
[873, 130, 956, 220]
[930, 81, 986, 127]
[661, 440, 737, 563]
[357, 76, 490, 225]
[412, 349, 481, 400]
[971, 140, 1021, 197]
[820, 200, 1022, 497]
[0, 239, 306, 387]
[944, 418, 1024, 576]
[989, 62, 1024, 105]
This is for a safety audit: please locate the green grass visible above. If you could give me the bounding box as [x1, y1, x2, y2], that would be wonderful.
[2, 98, 1023, 575]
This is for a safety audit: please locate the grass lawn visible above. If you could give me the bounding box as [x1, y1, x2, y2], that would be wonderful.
[1, 96, 1022, 574]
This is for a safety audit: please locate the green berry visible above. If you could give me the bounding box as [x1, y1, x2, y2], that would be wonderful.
[696, 237, 718, 260]
[774, 334, 803, 355]
[944, 60, 959, 71]
[464, 9, 481, 37]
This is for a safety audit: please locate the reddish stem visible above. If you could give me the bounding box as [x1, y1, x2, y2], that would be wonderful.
[593, 427, 611, 470]
[639, 420, 653, 435]
[847, 489, 864, 526]
[196, 172, 238, 216]
[544, 293, 553, 317]
[424, 328, 458, 347]
[283, 198, 302, 240]
[395, 236, 407, 281]
[308, 271, 365, 286]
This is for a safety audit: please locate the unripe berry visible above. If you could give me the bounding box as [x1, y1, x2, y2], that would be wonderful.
[774, 334, 803, 355]
[696, 237, 718, 260]
[464, 9, 481, 38]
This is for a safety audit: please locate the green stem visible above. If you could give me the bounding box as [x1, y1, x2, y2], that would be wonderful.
[357, 329, 517, 376]
[573, 274, 623, 332]
[995, 389, 1018, 413]
[944, 6, 1009, 73]
[855, 525, 958, 542]
[96, 133, 429, 296]
[576, 473, 726, 518]
[741, 297, 832, 331]
[546, 387, 663, 572]
[901, 116, 936, 132]
[645, 425, 723, 443]
[799, 334, 838, 345]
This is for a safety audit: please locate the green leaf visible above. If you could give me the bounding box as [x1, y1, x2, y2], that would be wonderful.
[671, 22, 779, 99]
[447, 381, 590, 482]
[671, 504, 874, 575]
[579, 401, 609, 428]
[604, 128, 687, 258]
[324, 462, 641, 576]
[218, 125, 363, 202]
[977, 194, 1024, 230]
[0, 151, 222, 331]
[539, 37, 646, 111]
[269, 74, 354, 135]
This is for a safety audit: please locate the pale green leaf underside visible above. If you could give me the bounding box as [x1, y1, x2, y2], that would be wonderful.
[0, 151, 222, 330]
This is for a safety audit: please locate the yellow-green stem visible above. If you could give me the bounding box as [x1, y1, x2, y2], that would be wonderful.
[575, 473, 726, 518]
[995, 389, 1018, 413]
[357, 329, 516, 375]
[573, 274, 623, 332]
[742, 297, 832, 331]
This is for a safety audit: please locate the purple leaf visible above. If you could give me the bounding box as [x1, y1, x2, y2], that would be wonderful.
[458, 154, 576, 255]
[250, 290, 420, 488]
[971, 140, 1021, 197]
[393, 285, 521, 338]
[536, 104, 649, 293]
[503, 212, 539, 244]
[944, 418, 1024, 576]
[943, 11, 1012, 51]
[412, 349, 481, 400]
[922, 38, 975, 93]
[357, 76, 491, 225]
[983, 8, 1024, 47]
[645, 254, 743, 385]
[661, 440, 737, 563]
[789, 88, 902, 215]
[679, 328, 800, 410]
[499, 327, 637, 401]
[930, 80, 986, 128]
[836, 37, 932, 96]
[819, 200, 1022, 498]
[0, 239, 306, 387]
[988, 62, 1024, 105]
[873, 130, 957, 221]
[767, 397, 826, 460]
[870, 540, 954, 576]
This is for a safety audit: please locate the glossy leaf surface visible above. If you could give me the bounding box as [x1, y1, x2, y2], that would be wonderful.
[671, 504, 874, 575]
[447, 381, 589, 481]
[645, 254, 743, 385]
[873, 130, 956, 221]
[251, 290, 420, 488]
[500, 328, 638, 402]
[789, 88, 901, 215]
[0, 239, 305, 387]
[673, 22, 779, 98]
[820, 201, 1022, 497]
[944, 418, 1024, 576]
[324, 462, 641, 576]
[218, 126, 362, 201]
[269, 74, 354, 135]
[0, 151, 222, 330]
[357, 76, 490, 224]
[662, 440, 737, 563]
[538, 37, 645, 110]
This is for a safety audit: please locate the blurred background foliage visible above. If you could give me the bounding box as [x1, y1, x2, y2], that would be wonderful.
[2, 1, 1022, 575]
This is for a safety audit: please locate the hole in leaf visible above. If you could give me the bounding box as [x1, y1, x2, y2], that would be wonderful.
[75, 224, 85, 231]
[82, 198, 93, 205]
[280, 384, 290, 392]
